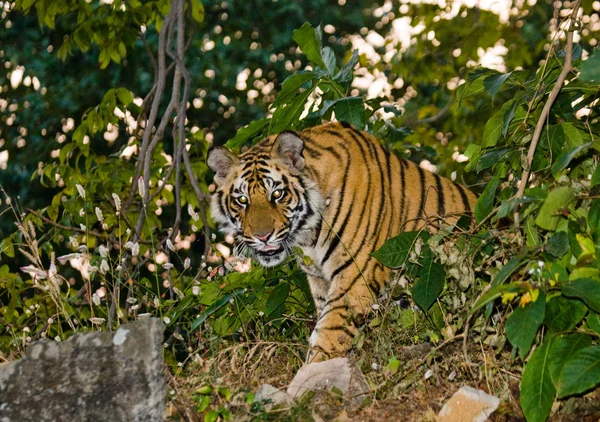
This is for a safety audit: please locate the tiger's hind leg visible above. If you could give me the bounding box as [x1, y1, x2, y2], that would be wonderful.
[307, 260, 384, 362]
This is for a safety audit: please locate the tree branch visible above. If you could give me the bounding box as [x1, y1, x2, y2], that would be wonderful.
[513, 1, 580, 228]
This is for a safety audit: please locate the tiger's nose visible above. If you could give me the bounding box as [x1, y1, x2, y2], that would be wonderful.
[255, 231, 273, 242]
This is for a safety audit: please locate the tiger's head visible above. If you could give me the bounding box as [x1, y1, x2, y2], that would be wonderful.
[207, 131, 324, 267]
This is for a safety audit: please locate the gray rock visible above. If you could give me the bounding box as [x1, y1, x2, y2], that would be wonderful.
[0, 318, 165, 422]
[437, 386, 500, 422]
[286, 358, 370, 405]
[255, 384, 294, 409]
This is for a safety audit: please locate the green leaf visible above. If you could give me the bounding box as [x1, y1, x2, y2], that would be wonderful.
[557, 345, 600, 398]
[475, 147, 509, 172]
[481, 106, 505, 148]
[456, 74, 486, 106]
[293, 23, 326, 69]
[266, 282, 289, 316]
[492, 256, 525, 286]
[535, 186, 575, 231]
[321, 46, 336, 76]
[334, 97, 366, 129]
[270, 87, 314, 133]
[579, 50, 600, 82]
[470, 283, 523, 315]
[551, 142, 592, 178]
[588, 199, 600, 233]
[334, 50, 359, 83]
[372, 231, 420, 268]
[561, 124, 584, 149]
[520, 334, 555, 422]
[190, 0, 205, 22]
[545, 231, 569, 258]
[544, 296, 587, 332]
[413, 247, 445, 311]
[273, 71, 317, 108]
[591, 165, 600, 188]
[548, 333, 592, 387]
[474, 176, 499, 223]
[0, 237, 15, 258]
[561, 278, 600, 313]
[587, 312, 600, 334]
[506, 291, 546, 358]
[116, 88, 133, 106]
[483, 72, 512, 98]
[226, 118, 269, 149]
[191, 289, 243, 330]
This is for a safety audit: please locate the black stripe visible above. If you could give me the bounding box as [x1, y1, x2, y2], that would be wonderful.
[455, 183, 472, 213]
[321, 192, 356, 265]
[321, 325, 356, 339]
[319, 304, 349, 319]
[433, 173, 446, 217]
[322, 144, 351, 245]
[413, 165, 427, 230]
[399, 159, 408, 228]
[330, 257, 354, 279]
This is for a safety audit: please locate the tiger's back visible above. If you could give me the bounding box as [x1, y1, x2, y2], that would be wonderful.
[208, 121, 476, 361]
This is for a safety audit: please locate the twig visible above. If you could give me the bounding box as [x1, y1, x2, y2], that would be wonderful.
[513, 1, 581, 227]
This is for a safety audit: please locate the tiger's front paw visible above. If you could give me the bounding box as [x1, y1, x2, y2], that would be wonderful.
[306, 324, 355, 363]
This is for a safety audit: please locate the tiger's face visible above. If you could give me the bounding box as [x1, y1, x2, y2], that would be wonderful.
[208, 132, 323, 267]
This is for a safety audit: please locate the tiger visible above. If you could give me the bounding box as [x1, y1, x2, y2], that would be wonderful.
[208, 121, 477, 362]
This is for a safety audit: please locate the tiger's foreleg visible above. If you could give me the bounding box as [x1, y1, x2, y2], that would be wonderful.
[306, 265, 378, 362]
[306, 274, 330, 317]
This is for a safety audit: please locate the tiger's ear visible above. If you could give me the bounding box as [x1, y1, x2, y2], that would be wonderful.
[207, 147, 239, 184]
[273, 131, 305, 172]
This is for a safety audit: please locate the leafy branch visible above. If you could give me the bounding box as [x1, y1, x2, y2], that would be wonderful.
[513, 0, 581, 227]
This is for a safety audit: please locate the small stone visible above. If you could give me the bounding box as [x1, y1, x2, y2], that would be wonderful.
[255, 384, 294, 410]
[287, 358, 370, 406]
[436, 386, 500, 422]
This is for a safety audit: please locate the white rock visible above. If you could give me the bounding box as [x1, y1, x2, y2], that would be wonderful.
[437, 386, 500, 422]
[255, 384, 294, 410]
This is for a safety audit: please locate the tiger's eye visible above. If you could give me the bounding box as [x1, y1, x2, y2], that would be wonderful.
[237, 195, 248, 205]
[272, 189, 284, 200]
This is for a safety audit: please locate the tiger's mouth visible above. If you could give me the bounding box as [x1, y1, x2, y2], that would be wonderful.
[255, 244, 284, 257]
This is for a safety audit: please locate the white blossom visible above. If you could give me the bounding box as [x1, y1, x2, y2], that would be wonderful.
[98, 245, 109, 258]
[163, 263, 174, 270]
[79, 208, 85, 217]
[100, 259, 109, 274]
[90, 317, 106, 324]
[92, 293, 101, 306]
[187, 204, 199, 220]
[76, 184, 86, 199]
[102, 223, 108, 230]
[183, 257, 191, 270]
[20, 265, 47, 279]
[163, 317, 171, 324]
[112, 193, 121, 211]
[192, 285, 200, 296]
[69, 236, 79, 248]
[166, 238, 175, 252]
[138, 176, 145, 198]
[95, 207, 104, 223]
[80, 224, 87, 231]
[57, 253, 82, 264]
